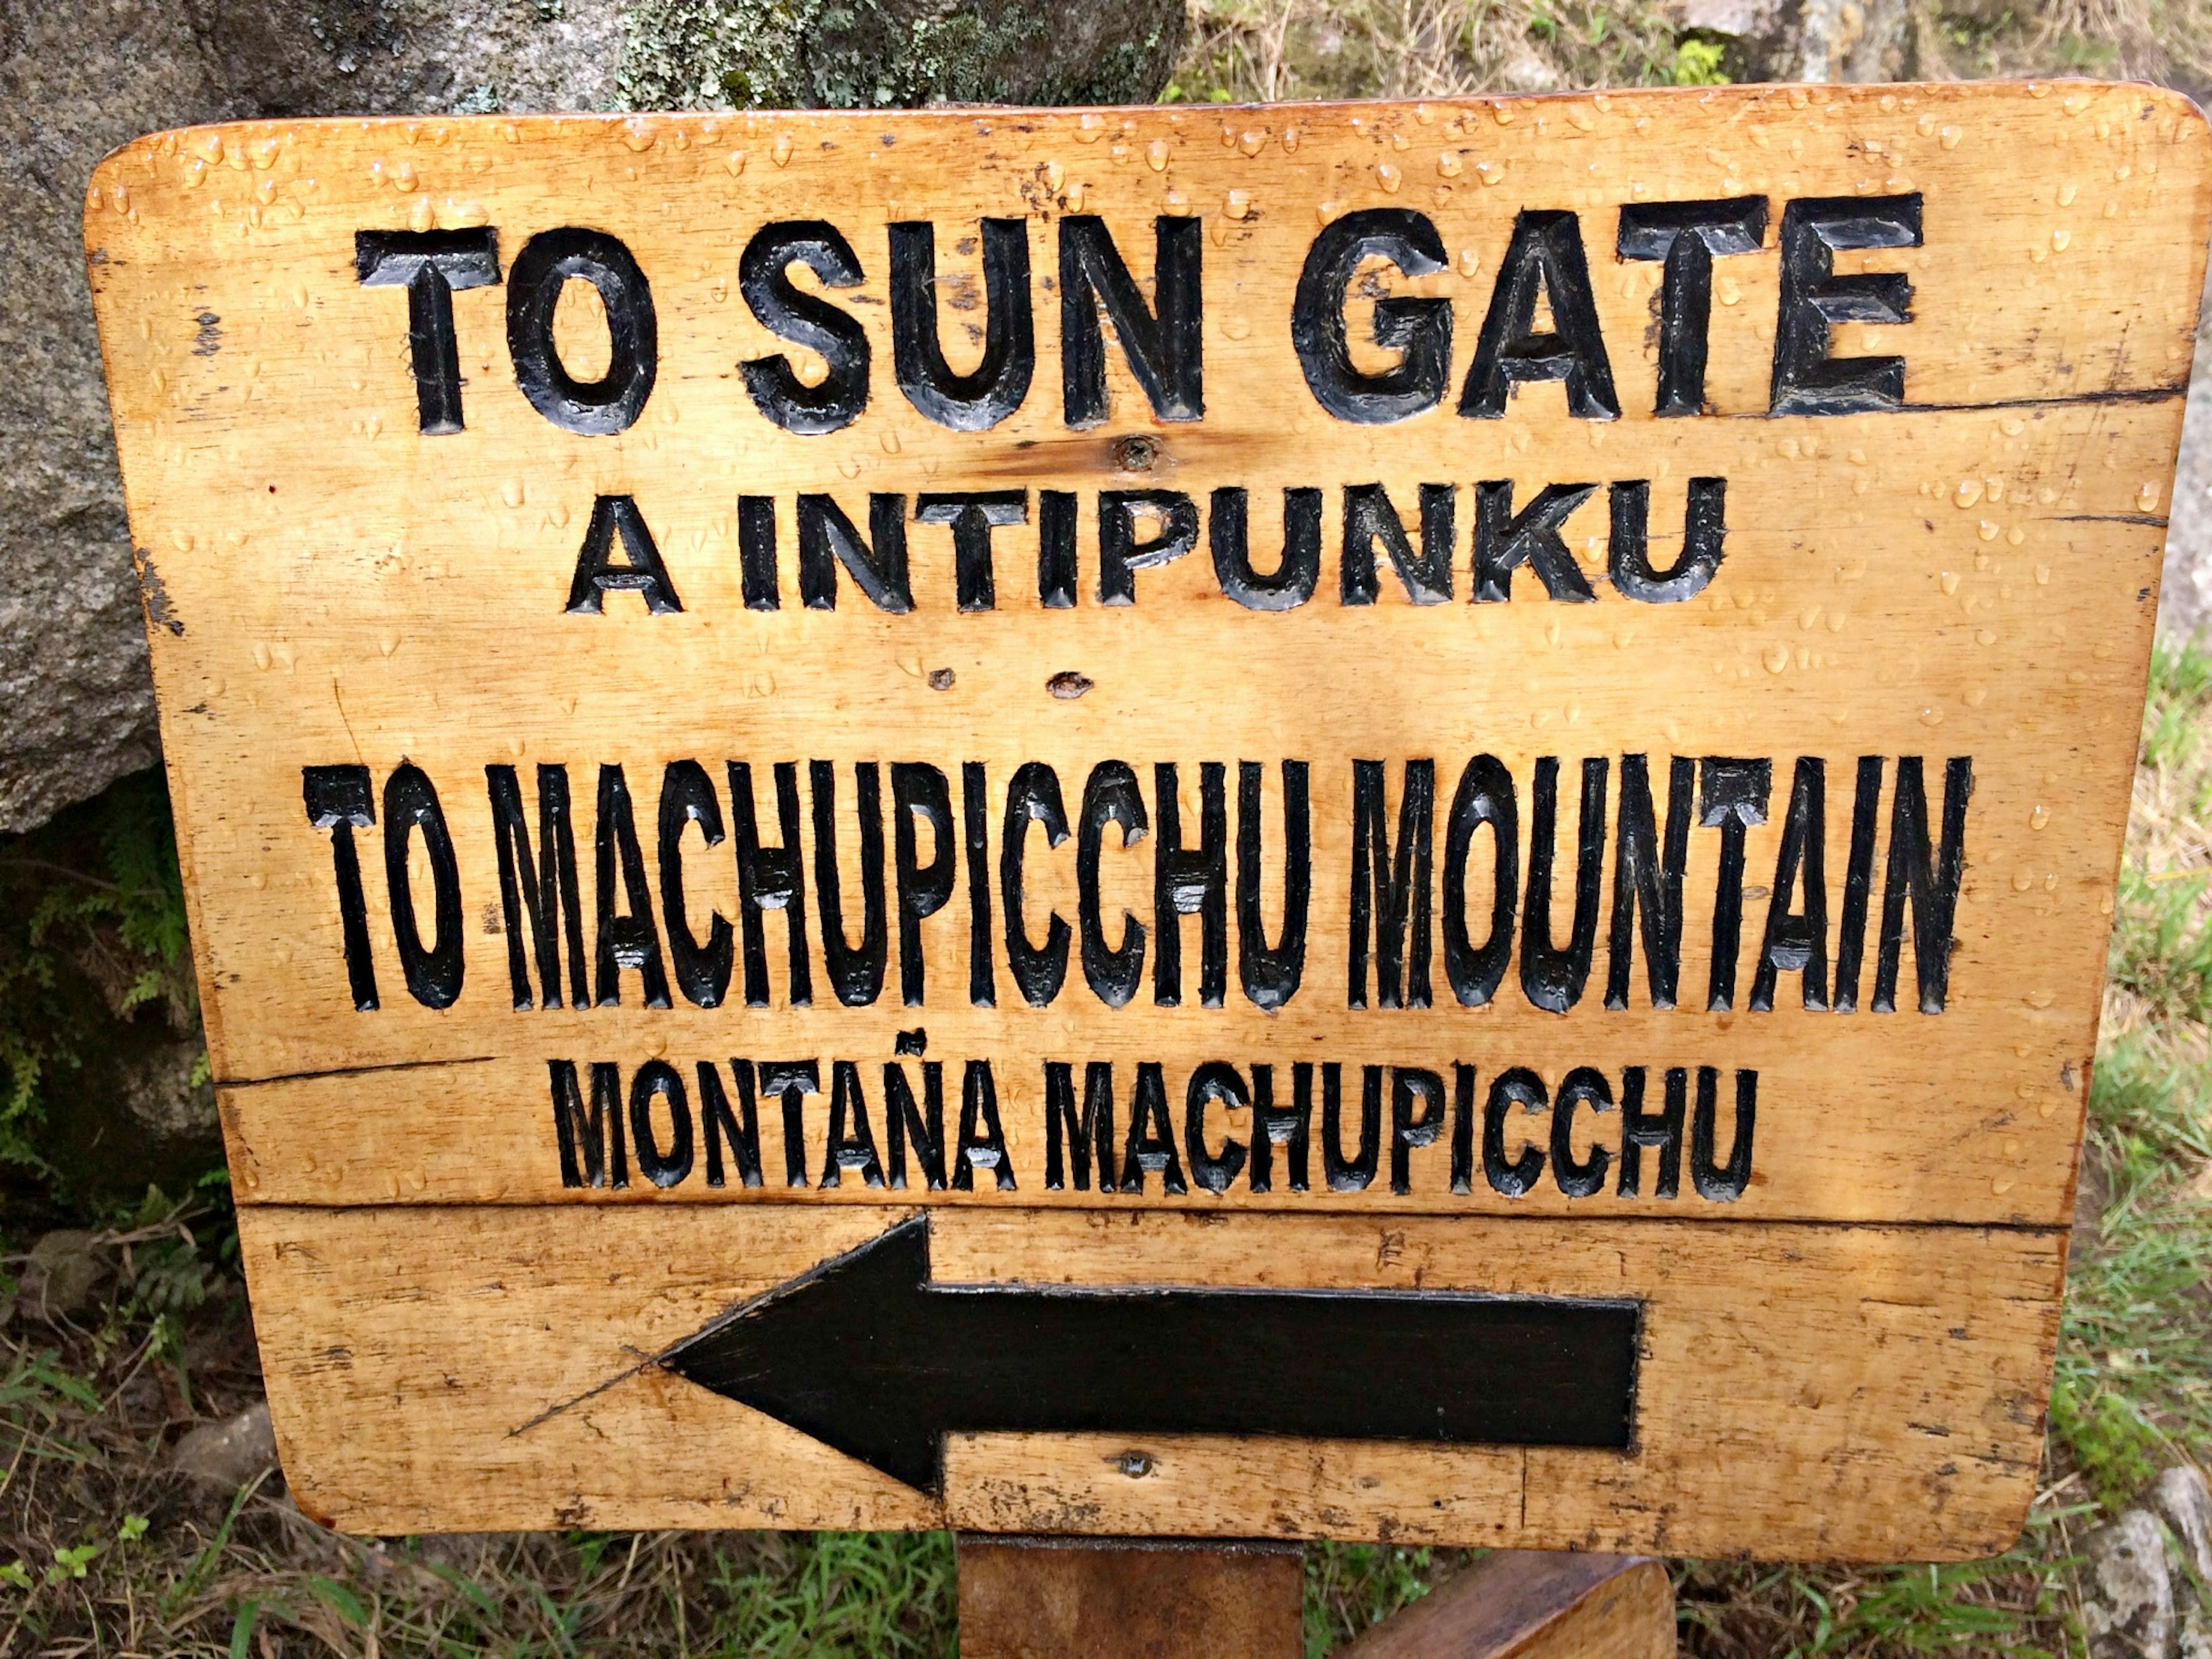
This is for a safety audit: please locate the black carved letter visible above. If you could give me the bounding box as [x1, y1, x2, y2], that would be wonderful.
[506, 228, 656, 434]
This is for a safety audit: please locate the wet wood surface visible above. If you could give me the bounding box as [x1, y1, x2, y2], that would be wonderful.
[85, 82, 2206, 1552]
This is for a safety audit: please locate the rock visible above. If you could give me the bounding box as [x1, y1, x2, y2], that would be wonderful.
[192, 1, 623, 119]
[0, 0, 618, 835]
[2084, 1508, 2178, 1659]
[1665, 0, 1908, 82]
[1672, 0, 1782, 41]
[1791, 0, 1908, 80]
[617, 0, 1184, 112]
[2162, 317, 2212, 641]
[2154, 1465, 2212, 1585]
[36, 1024, 222, 1203]
[170, 1401, 276, 1489]
[18, 1229, 106, 1321]
[1499, 46, 1567, 93]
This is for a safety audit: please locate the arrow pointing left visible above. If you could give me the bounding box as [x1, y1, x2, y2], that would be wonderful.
[656, 1215, 1640, 1495]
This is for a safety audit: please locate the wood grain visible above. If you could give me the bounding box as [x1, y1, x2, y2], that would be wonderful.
[84, 83, 2203, 1551]
[957, 1537, 1303, 1659]
[241, 1202, 2059, 1556]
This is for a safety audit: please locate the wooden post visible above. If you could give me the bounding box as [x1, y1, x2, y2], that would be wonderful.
[957, 1536, 1304, 1659]
[955, 1541, 1673, 1658]
[1342, 1550, 1674, 1659]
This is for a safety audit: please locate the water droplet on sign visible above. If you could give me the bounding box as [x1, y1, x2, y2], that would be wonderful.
[1953, 479, 1982, 508]
[1376, 162, 1402, 193]
[1475, 159, 1506, 185]
[1438, 151, 1463, 178]
[771, 134, 794, 166]
[1224, 188, 1252, 219]
[1239, 129, 1266, 156]
[1457, 248, 1479, 276]
[2031, 805, 2050, 829]
[725, 150, 747, 176]
[1939, 125, 1962, 149]
[1076, 113, 1105, 144]
[1146, 139, 1170, 172]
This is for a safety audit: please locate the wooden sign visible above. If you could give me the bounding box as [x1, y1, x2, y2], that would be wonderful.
[86, 83, 2207, 1559]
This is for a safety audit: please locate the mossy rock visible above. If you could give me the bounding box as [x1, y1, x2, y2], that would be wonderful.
[620, 0, 1185, 112]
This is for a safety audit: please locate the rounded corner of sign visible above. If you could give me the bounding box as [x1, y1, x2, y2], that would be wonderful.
[278, 1472, 342, 1533]
[2137, 79, 2212, 128]
[88, 127, 190, 192]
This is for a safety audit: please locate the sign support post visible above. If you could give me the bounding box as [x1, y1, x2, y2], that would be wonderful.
[955, 1538, 1672, 1657]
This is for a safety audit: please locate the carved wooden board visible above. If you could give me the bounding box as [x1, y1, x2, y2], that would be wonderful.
[85, 82, 2207, 1558]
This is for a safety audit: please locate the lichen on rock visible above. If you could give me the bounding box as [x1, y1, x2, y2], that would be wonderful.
[615, 0, 1185, 111]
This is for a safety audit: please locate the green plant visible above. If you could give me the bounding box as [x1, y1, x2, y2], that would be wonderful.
[2108, 864, 2212, 1024]
[1304, 1542, 1460, 1657]
[2142, 632, 2212, 772]
[1671, 35, 1730, 81]
[0, 770, 197, 1176]
[2049, 1378, 2163, 1509]
[45, 1543, 98, 1584]
[2057, 1030, 2212, 1480]
[704, 1531, 956, 1657]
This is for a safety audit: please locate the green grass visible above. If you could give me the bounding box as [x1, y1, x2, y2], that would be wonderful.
[1305, 1543, 1460, 1656]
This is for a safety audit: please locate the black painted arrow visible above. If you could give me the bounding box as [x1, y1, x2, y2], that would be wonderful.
[658, 1217, 1639, 1494]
